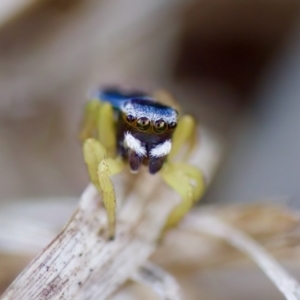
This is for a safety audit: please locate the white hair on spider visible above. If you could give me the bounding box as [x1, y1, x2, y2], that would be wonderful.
[121, 99, 177, 124]
[150, 140, 172, 158]
[124, 132, 147, 157]
[121, 101, 137, 118]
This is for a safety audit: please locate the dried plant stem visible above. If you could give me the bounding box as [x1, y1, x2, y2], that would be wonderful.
[131, 262, 183, 300]
[0, 129, 220, 300]
[183, 211, 300, 300]
[1, 181, 168, 300]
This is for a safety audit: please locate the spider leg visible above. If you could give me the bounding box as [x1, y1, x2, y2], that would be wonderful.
[80, 98, 116, 156]
[98, 155, 124, 239]
[97, 102, 116, 157]
[159, 113, 205, 231]
[82, 100, 122, 239]
[83, 139, 124, 239]
[160, 161, 205, 230]
[79, 99, 101, 141]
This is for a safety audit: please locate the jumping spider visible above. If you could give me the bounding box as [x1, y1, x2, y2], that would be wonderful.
[80, 87, 205, 239]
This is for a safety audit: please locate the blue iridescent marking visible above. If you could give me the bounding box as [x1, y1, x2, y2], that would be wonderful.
[91, 87, 178, 124]
[92, 87, 150, 110]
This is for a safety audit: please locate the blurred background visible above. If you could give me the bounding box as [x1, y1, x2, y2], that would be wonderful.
[0, 0, 300, 299]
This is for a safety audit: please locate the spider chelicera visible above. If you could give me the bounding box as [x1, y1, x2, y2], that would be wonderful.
[80, 87, 205, 239]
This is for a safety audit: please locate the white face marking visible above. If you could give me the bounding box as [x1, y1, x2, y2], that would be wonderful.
[150, 140, 172, 158]
[124, 132, 146, 157]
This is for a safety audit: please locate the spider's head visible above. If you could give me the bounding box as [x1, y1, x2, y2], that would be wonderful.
[120, 98, 178, 174]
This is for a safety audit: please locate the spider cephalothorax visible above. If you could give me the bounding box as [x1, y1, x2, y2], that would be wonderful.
[80, 87, 205, 239]
[117, 98, 178, 174]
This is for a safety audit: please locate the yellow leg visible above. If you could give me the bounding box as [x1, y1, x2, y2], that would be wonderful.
[160, 161, 205, 229]
[97, 102, 116, 157]
[168, 114, 197, 161]
[83, 138, 106, 191]
[160, 112, 205, 231]
[81, 99, 122, 239]
[80, 99, 116, 157]
[98, 156, 124, 239]
[83, 138, 124, 239]
[79, 99, 101, 141]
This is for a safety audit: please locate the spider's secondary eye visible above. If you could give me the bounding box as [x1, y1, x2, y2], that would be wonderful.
[153, 119, 167, 133]
[169, 121, 177, 129]
[137, 117, 151, 131]
[126, 114, 136, 123]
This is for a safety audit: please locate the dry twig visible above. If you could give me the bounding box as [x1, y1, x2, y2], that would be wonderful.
[0, 129, 220, 300]
[131, 262, 183, 300]
[182, 211, 300, 300]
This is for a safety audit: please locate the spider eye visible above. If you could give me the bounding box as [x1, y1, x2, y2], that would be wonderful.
[169, 121, 177, 129]
[137, 117, 151, 131]
[153, 119, 167, 133]
[126, 114, 136, 123]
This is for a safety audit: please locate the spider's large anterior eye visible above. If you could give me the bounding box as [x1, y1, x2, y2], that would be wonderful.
[153, 119, 167, 133]
[168, 121, 177, 129]
[137, 117, 151, 131]
[126, 114, 136, 123]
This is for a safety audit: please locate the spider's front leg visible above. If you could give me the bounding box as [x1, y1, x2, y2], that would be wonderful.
[83, 139, 124, 239]
[160, 115, 206, 230]
[79, 99, 116, 157]
[81, 99, 124, 239]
